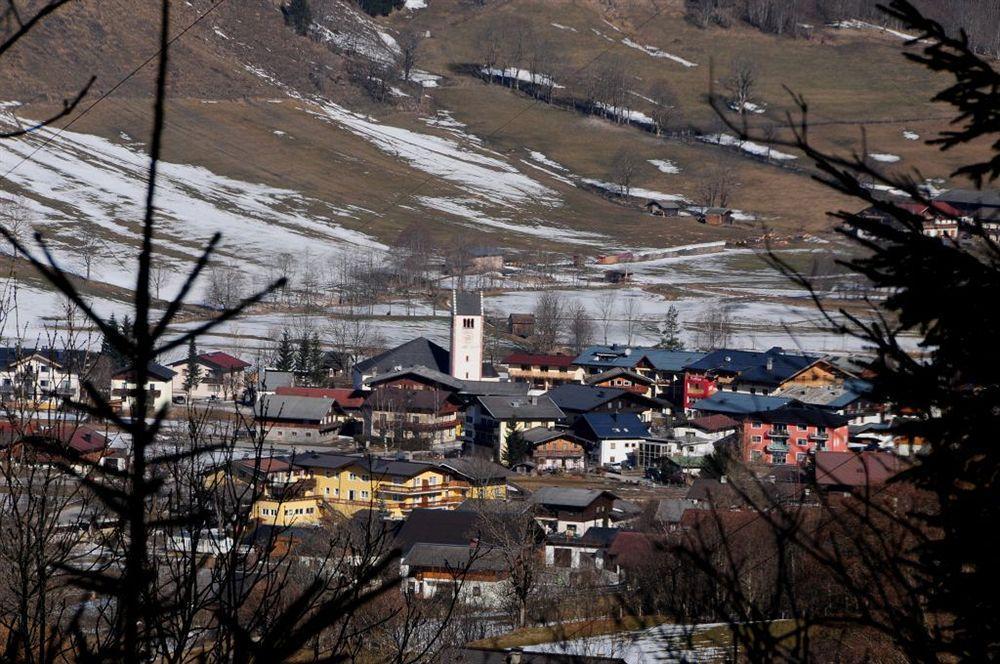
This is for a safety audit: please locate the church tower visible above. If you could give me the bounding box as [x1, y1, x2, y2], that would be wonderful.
[450, 290, 483, 381]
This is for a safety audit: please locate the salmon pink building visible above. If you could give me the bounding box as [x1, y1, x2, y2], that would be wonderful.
[742, 405, 849, 465]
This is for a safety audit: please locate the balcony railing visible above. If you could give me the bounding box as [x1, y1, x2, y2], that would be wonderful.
[809, 432, 830, 441]
[768, 429, 790, 440]
[767, 442, 789, 453]
[376, 481, 458, 495]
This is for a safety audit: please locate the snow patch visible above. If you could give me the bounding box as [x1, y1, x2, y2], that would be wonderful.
[529, 151, 568, 172]
[418, 196, 603, 244]
[729, 100, 766, 114]
[869, 152, 901, 163]
[700, 133, 798, 160]
[550, 22, 577, 32]
[621, 37, 698, 67]
[582, 178, 687, 202]
[590, 28, 615, 43]
[902, 130, 920, 140]
[404, 0, 426, 8]
[212, 27, 229, 39]
[481, 67, 561, 88]
[829, 19, 920, 41]
[594, 103, 654, 126]
[648, 159, 680, 174]
[409, 70, 440, 88]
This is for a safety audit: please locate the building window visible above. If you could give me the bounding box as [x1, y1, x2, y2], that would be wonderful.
[771, 453, 787, 464]
[349, 473, 357, 481]
[751, 451, 763, 463]
[751, 435, 762, 443]
[463, 318, 475, 329]
[361, 490, 370, 499]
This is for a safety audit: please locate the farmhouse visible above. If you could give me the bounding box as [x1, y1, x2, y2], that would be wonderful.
[502, 352, 583, 390]
[520, 426, 589, 473]
[110, 362, 176, 415]
[167, 350, 250, 401]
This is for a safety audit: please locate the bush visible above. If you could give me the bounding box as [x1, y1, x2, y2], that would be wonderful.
[357, 0, 405, 17]
[282, 0, 312, 36]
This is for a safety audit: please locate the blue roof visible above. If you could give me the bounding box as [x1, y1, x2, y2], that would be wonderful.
[690, 391, 793, 415]
[577, 412, 650, 439]
[574, 345, 705, 372]
[685, 347, 816, 386]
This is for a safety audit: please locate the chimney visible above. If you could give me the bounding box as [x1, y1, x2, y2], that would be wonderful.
[766, 356, 774, 371]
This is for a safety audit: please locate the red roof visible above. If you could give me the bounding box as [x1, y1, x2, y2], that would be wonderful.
[199, 351, 250, 371]
[275, 386, 365, 409]
[898, 201, 963, 218]
[238, 457, 293, 474]
[503, 353, 576, 368]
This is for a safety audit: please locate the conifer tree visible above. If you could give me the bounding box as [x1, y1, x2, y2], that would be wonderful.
[658, 305, 684, 350]
[295, 334, 311, 381]
[182, 338, 202, 393]
[275, 329, 295, 372]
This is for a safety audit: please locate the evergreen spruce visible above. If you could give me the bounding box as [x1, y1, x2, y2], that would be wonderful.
[276, 329, 295, 372]
[283, 0, 312, 36]
[501, 425, 531, 467]
[182, 338, 202, 393]
[658, 305, 684, 350]
[308, 332, 326, 386]
[295, 335, 311, 381]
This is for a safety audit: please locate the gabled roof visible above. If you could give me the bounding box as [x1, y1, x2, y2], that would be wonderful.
[289, 452, 357, 471]
[503, 352, 577, 368]
[365, 366, 465, 391]
[275, 386, 366, 409]
[774, 383, 869, 410]
[690, 392, 794, 416]
[476, 394, 564, 421]
[168, 351, 250, 371]
[452, 290, 483, 316]
[403, 542, 508, 572]
[682, 414, 740, 433]
[686, 347, 817, 386]
[528, 487, 617, 509]
[438, 458, 510, 482]
[113, 361, 176, 382]
[354, 337, 449, 375]
[459, 380, 530, 397]
[653, 498, 698, 523]
[548, 384, 631, 412]
[394, 509, 482, 553]
[520, 426, 588, 447]
[364, 387, 459, 414]
[0, 347, 95, 371]
[256, 394, 334, 422]
[935, 188, 1000, 207]
[576, 412, 650, 440]
[585, 367, 654, 385]
[573, 345, 704, 372]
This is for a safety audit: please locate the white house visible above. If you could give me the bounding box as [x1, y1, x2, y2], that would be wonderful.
[166, 350, 250, 401]
[0, 348, 92, 408]
[573, 413, 651, 468]
[110, 362, 176, 415]
[670, 414, 739, 456]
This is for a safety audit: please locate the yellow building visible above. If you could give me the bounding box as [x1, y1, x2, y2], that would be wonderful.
[247, 453, 510, 522]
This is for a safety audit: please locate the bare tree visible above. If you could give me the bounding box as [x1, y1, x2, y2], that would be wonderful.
[532, 290, 564, 353]
[608, 149, 638, 198]
[596, 290, 617, 344]
[567, 300, 594, 354]
[473, 501, 545, 628]
[694, 302, 733, 349]
[647, 81, 681, 135]
[725, 57, 759, 116]
[698, 159, 737, 208]
[397, 29, 421, 82]
[621, 295, 644, 346]
[205, 262, 247, 310]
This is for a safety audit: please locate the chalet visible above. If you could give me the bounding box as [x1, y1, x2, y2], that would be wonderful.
[256, 394, 339, 444]
[857, 201, 963, 240]
[464, 394, 565, 461]
[573, 412, 650, 467]
[365, 387, 463, 447]
[110, 362, 176, 415]
[0, 347, 95, 407]
[574, 345, 704, 403]
[250, 454, 510, 524]
[5, 423, 110, 471]
[585, 367, 655, 396]
[774, 379, 881, 425]
[275, 386, 366, 422]
[528, 487, 618, 537]
[815, 450, 904, 491]
[167, 350, 250, 401]
[935, 188, 1000, 218]
[502, 352, 583, 391]
[546, 383, 663, 424]
[520, 426, 589, 473]
[743, 405, 850, 465]
[508, 313, 535, 338]
[352, 337, 450, 389]
[645, 199, 680, 217]
[699, 207, 734, 226]
[682, 347, 818, 410]
[467, 246, 504, 273]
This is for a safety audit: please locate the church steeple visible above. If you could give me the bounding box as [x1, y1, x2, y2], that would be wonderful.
[450, 290, 483, 381]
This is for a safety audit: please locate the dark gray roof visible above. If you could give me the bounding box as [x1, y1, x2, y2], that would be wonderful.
[477, 394, 565, 421]
[528, 487, 616, 509]
[354, 337, 449, 375]
[403, 543, 507, 572]
[257, 395, 333, 422]
[365, 365, 465, 391]
[691, 392, 794, 415]
[0, 347, 95, 371]
[546, 384, 630, 412]
[438, 458, 510, 482]
[520, 426, 586, 446]
[585, 368, 654, 385]
[459, 380, 530, 397]
[452, 290, 483, 316]
[113, 361, 176, 382]
[936, 188, 1000, 207]
[653, 498, 698, 523]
